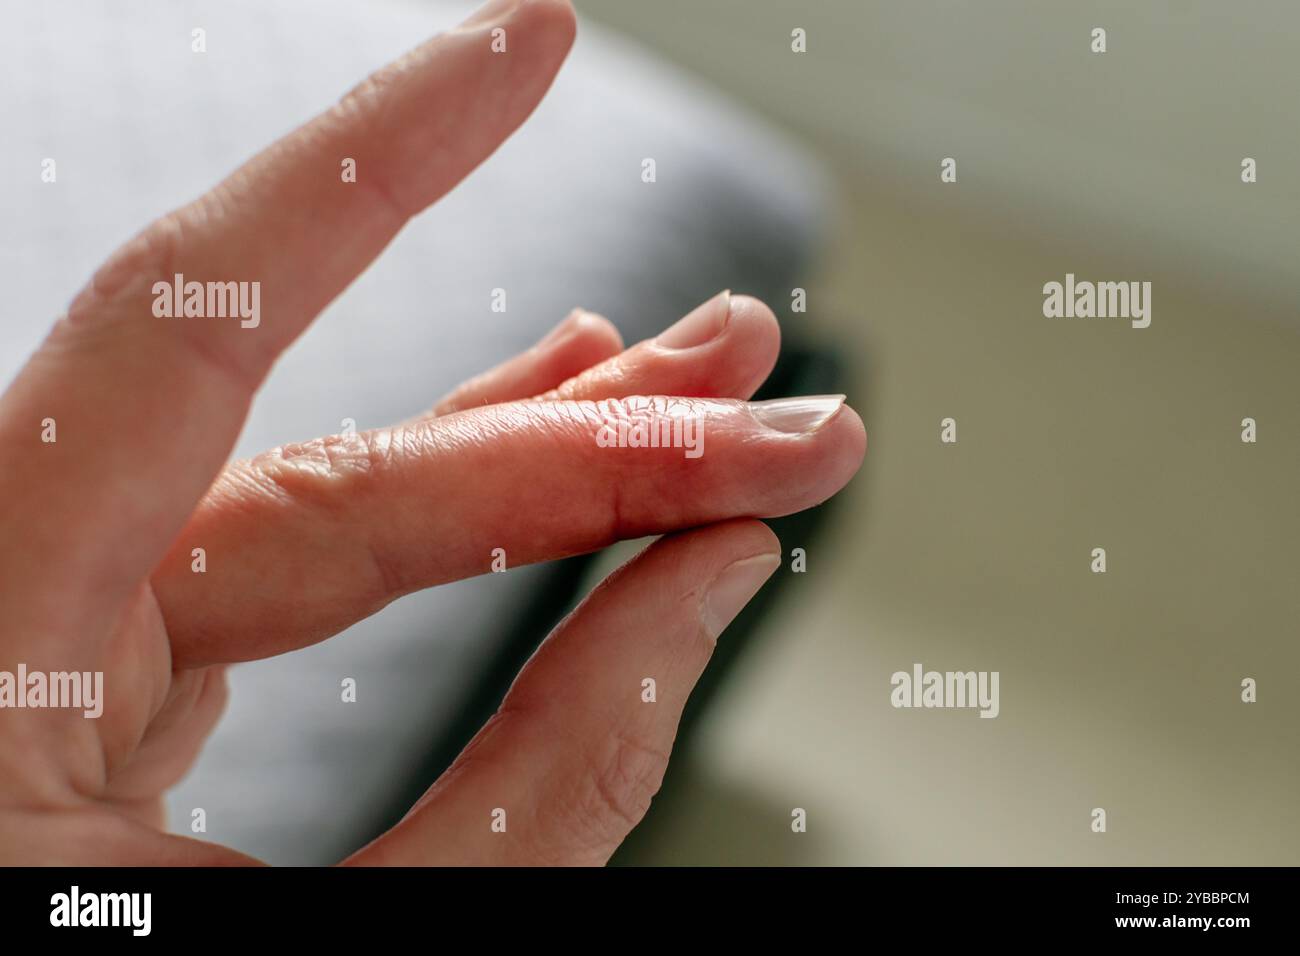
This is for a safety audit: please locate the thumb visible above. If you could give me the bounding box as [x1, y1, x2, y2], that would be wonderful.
[344, 519, 781, 865]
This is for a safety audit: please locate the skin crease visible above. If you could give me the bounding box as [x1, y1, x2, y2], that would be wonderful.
[0, 0, 866, 865]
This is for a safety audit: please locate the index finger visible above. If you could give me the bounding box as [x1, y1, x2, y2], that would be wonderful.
[0, 0, 576, 618]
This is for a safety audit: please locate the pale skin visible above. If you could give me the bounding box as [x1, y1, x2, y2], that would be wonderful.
[0, 0, 865, 865]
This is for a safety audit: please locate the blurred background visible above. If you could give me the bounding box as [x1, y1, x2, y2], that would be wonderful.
[4, 0, 1296, 865]
[579, 0, 1300, 865]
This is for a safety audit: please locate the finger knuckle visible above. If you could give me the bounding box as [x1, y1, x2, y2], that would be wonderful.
[63, 213, 185, 334]
[249, 429, 394, 515]
[572, 729, 670, 842]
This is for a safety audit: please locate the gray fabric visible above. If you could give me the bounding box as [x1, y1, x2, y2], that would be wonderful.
[1, 0, 827, 863]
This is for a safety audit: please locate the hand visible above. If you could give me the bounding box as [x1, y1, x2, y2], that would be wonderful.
[0, 0, 864, 865]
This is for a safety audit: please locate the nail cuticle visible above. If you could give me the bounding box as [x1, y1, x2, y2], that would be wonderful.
[655, 289, 733, 350]
[700, 552, 781, 641]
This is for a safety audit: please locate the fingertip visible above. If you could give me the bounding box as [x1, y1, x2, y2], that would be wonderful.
[723, 395, 867, 515]
[806, 399, 868, 503]
[465, 0, 575, 36]
[637, 293, 781, 400]
[727, 295, 782, 349]
[723, 295, 781, 395]
[832, 400, 868, 464]
[565, 308, 625, 355]
[535, 310, 623, 385]
[645, 520, 781, 611]
[519, 0, 578, 51]
[704, 517, 782, 563]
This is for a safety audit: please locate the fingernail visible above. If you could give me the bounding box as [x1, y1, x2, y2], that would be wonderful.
[461, 0, 519, 29]
[701, 553, 781, 641]
[749, 395, 846, 434]
[656, 290, 732, 349]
